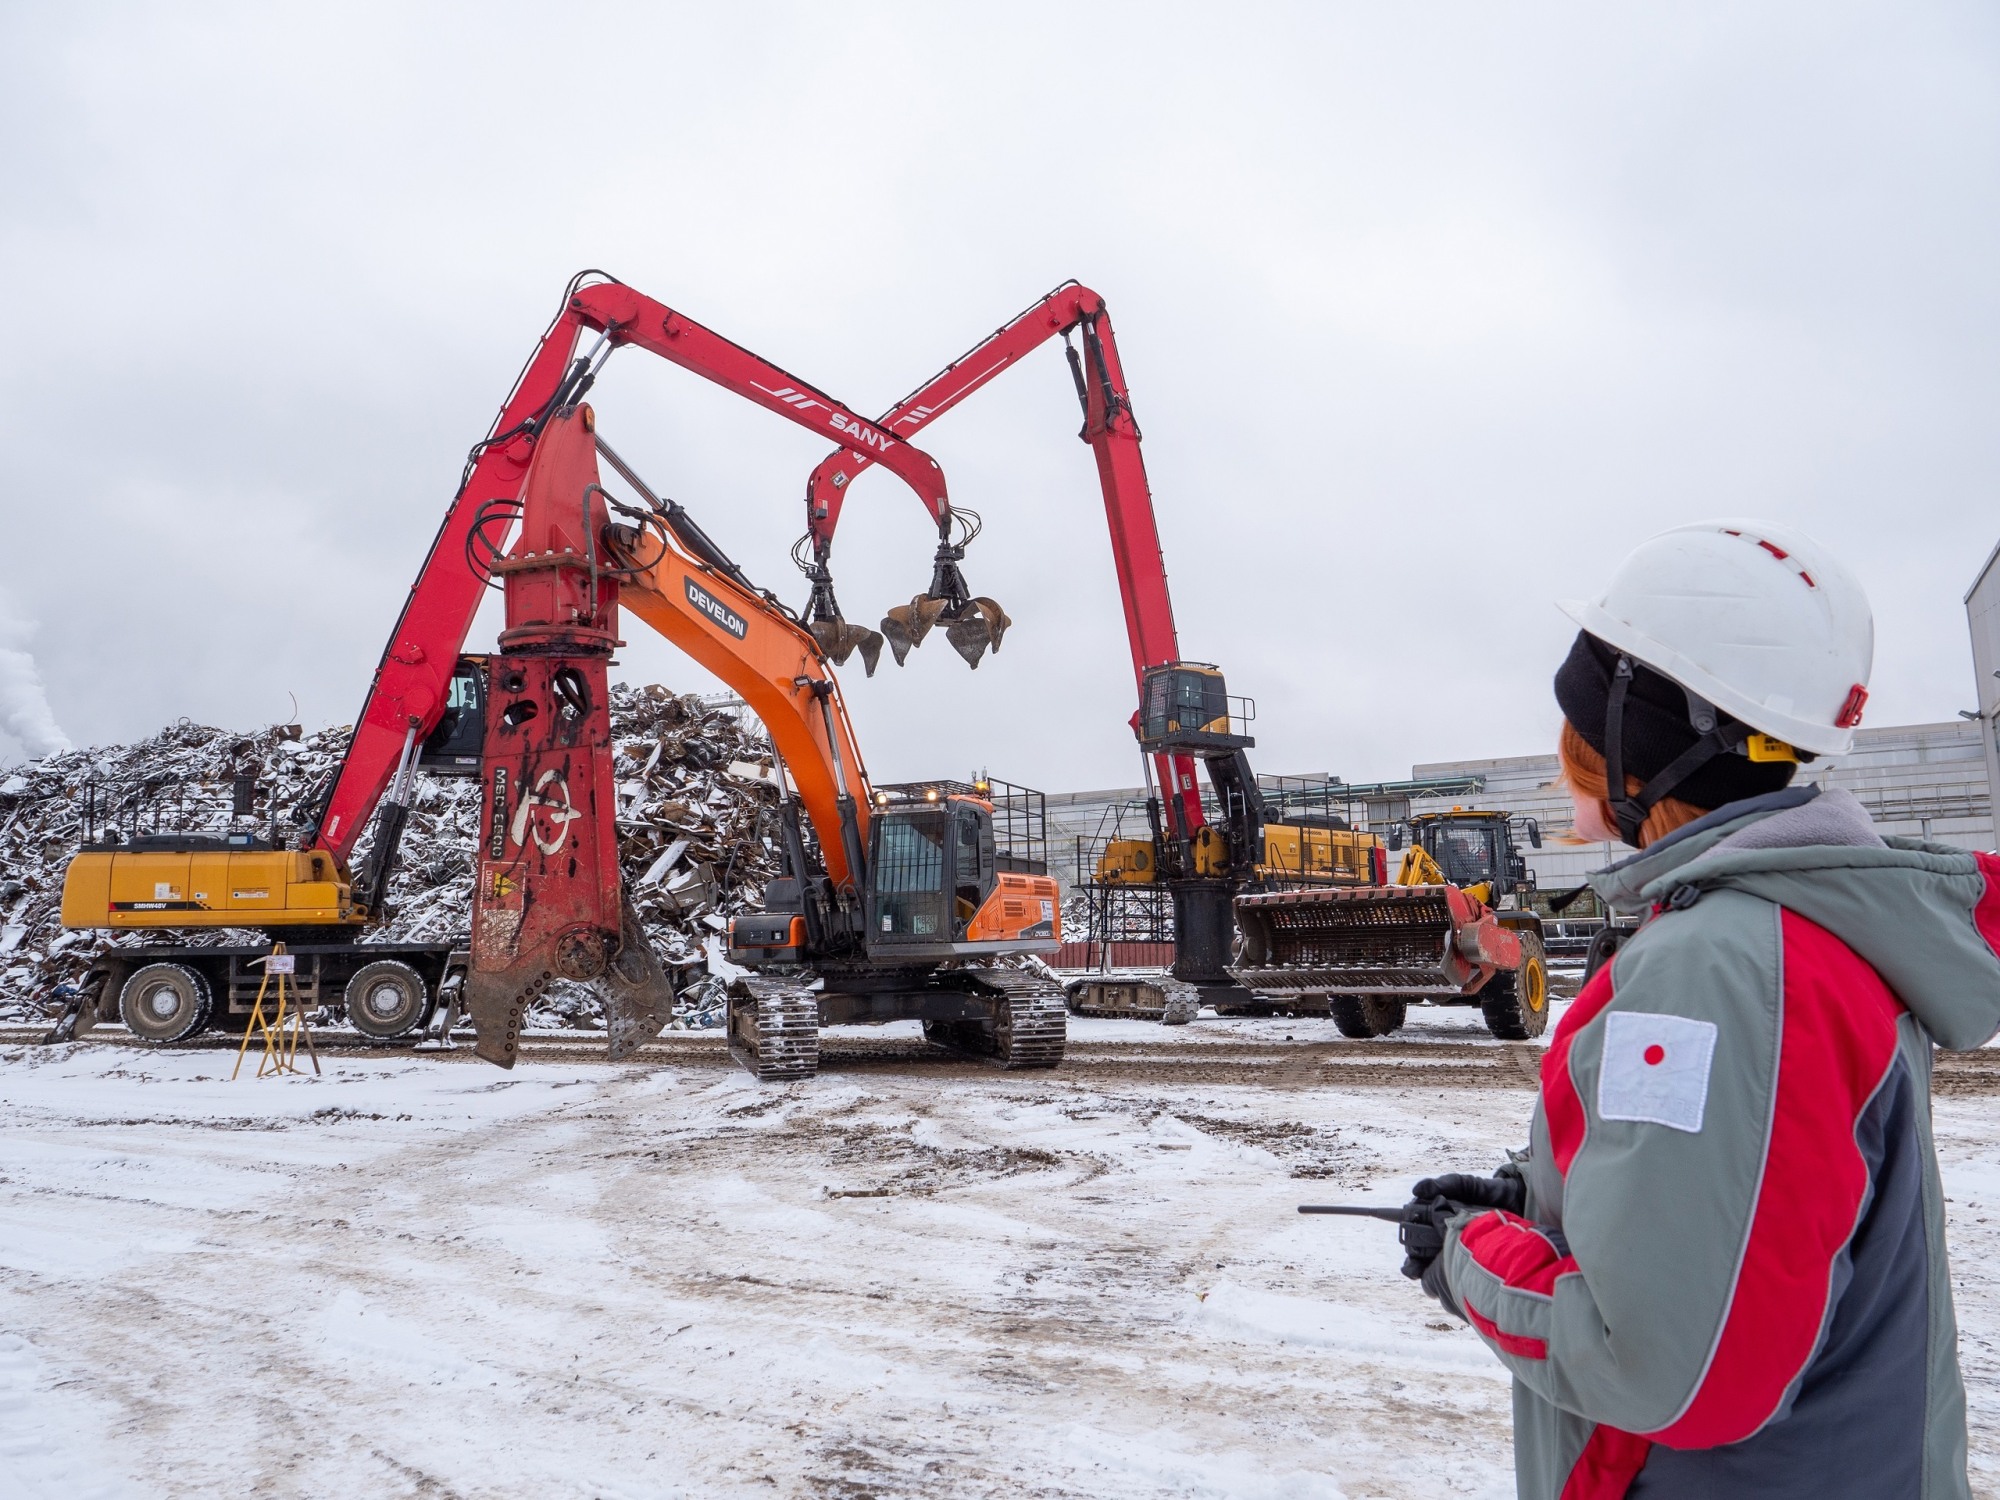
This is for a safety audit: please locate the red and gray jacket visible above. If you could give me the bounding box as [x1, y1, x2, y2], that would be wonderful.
[1437, 785, 1999, 1500]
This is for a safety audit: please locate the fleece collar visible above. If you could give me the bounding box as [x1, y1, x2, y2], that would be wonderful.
[1589, 785, 2000, 1051]
[1591, 786, 1823, 910]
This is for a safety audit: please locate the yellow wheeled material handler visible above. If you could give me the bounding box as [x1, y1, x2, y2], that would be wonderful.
[1229, 809, 1550, 1041]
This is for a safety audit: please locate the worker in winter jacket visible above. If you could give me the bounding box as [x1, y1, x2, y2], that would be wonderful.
[1401, 520, 1996, 1500]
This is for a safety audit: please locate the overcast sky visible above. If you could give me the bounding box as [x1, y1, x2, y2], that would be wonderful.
[2, 3, 1995, 793]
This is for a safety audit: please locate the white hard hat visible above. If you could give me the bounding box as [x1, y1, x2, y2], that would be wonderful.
[1558, 519, 1874, 757]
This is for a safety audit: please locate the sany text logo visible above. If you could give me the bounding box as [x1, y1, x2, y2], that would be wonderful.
[752, 381, 896, 453]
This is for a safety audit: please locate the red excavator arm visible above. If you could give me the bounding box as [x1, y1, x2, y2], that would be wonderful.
[310, 272, 950, 898]
[796, 282, 1205, 841]
[462, 398, 880, 1067]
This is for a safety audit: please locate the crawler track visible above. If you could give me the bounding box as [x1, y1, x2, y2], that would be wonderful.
[1065, 973, 1201, 1025]
[976, 966, 1068, 1069]
[922, 967, 1068, 1069]
[725, 980, 820, 1082]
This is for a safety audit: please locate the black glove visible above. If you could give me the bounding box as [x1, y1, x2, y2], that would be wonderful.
[1412, 1168, 1526, 1218]
[1420, 1249, 1462, 1319]
[1398, 1167, 1527, 1287]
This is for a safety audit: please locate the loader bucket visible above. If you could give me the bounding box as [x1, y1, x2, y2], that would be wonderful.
[1230, 885, 1484, 998]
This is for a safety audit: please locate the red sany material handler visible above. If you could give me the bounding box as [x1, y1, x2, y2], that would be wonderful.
[309, 272, 949, 887]
[795, 284, 1207, 848]
[791, 282, 1264, 989]
[302, 272, 960, 1060]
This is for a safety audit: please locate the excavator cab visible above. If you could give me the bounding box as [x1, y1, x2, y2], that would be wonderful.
[416, 655, 489, 776]
[1135, 662, 1254, 754]
[951, 801, 994, 929]
[868, 800, 957, 941]
[868, 792, 998, 943]
[863, 784, 1058, 952]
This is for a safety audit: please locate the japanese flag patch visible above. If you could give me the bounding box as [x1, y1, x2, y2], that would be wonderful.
[1596, 1011, 1719, 1134]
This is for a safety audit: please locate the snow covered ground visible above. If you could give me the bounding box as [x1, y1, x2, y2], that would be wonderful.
[0, 1013, 1995, 1499]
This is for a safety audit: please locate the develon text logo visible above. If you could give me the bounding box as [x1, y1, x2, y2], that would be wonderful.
[685, 576, 749, 639]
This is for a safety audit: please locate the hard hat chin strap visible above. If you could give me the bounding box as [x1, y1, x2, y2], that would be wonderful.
[1604, 654, 1748, 846]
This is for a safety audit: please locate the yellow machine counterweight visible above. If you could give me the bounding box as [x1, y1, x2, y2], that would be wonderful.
[61, 837, 360, 930]
[1257, 822, 1379, 887]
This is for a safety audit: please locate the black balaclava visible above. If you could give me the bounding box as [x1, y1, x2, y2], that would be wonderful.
[1553, 631, 1796, 845]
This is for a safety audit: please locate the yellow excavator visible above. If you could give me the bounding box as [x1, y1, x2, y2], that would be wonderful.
[1230, 808, 1550, 1040]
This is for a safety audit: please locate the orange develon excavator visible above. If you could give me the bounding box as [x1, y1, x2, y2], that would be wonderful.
[583, 411, 1068, 1080]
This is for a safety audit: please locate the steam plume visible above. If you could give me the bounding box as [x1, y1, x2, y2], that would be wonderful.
[0, 599, 72, 759]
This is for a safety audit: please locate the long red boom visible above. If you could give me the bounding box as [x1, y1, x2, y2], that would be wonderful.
[312, 274, 951, 866]
[799, 283, 1204, 838]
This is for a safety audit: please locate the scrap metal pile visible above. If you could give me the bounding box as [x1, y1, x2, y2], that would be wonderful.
[0, 684, 781, 1029]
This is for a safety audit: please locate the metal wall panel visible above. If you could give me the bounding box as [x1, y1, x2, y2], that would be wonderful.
[1966, 538, 2000, 837]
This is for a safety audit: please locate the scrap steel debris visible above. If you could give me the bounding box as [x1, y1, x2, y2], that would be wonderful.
[0, 684, 782, 1030]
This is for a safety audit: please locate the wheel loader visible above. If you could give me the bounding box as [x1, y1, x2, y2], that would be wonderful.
[1228, 808, 1551, 1040]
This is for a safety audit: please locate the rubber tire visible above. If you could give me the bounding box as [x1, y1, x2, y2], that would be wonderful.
[344, 959, 430, 1040]
[1480, 933, 1551, 1040]
[119, 963, 214, 1044]
[1329, 995, 1407, 1039]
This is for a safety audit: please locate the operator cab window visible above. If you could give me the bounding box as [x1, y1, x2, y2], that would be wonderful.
[873, 811, 949, 939]
[1430, 824, 1499, 888]
[418, 657, 488, 772]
